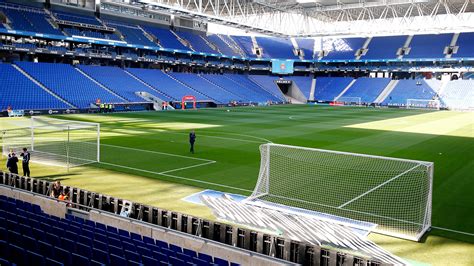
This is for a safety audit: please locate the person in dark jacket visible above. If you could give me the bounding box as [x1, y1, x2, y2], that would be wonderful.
[6, 153, 19, 175]
[189, 130, 196, 154]
[20, 147, 31, 177]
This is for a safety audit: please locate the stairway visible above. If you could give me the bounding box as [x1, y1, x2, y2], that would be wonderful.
[334, 79, 357, 101]
[374, 80, 399, 103]
[13, 64, 76, 109]
[74, 67, 128, 102]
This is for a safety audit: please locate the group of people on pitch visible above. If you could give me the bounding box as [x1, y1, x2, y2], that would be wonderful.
[6, 148, 31, 177]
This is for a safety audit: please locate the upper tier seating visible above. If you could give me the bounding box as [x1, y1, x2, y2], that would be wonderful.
[0, 63, 69, 110]
[168, 72, 240, 103]
[295, 38, 315, 60]
[382, 79, 441, 106]
[286, 76, 313, 99]
[247, 75, 286, 101]
[0, 195, 238, 266]
[363, 35, 407, 60]
[452, 32, 474, 58]
[126, 68, 210, 101]
[104, 21, 155, 46]
[313, 77, 354, 101]
[231, 36, 255, 57]
[405, 33, 453, 59]
[16, 61, 124, 108]
[256, 37, 298, 59]
[340, 77, 391, 103]
[78, 65, 172, 102]
[224, 74, 284, 102]
[176, 31, 216, 54]
[53, 11, 102, 26]
[63, 27, 121, 41]
[207, 34, 241, 57]
[0, 6, 62, 35]
[440, 80, 474, 110]
[322, 38, 366, 60]
[143, 26, 190, 50]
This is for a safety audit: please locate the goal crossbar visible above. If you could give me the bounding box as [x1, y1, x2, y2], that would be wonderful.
[249, 143, 433, 241]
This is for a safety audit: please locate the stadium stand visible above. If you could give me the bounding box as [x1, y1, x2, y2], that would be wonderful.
[224, 74, 285, 102]
[143, 26, 190, 50]
[405, 33, 453, 59]
[452, 32, 474, 58]
[382, 79, 441, 106]
[255, 37, 298, 59]
[440, 79, 474, 110]
[339, 77, 391, 103]
[77, 65, 172, 102]
[176, 31, 217, 54]
[313, 77, 354, 102]
[53, 11, 102, 26]
[363, 35, 407, 60]
[126, 68, 210, 101]
[294, 38, 315, 60]
[168, 72, 241, 103]
[0, 194, 241, 266]
[207, 34, 241, 57]
[0, 63, 70, 110]
[322, 37, 366, 60]
[285, 76, 313, 99]
[15, 61, 124, 108]
[247, 75, 287, 101]
[231, 36, 255, 57]
[0, 4, 62, 35]
[104, 21, 155, 46]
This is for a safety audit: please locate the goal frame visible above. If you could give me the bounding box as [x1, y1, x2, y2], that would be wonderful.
[248, 143, 433, 241]
[337, 96, 362, 106]
[30, 117, 101, 164]
[406, 99, 440, 110]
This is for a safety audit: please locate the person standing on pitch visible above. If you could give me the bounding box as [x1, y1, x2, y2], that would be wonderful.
[189, 130, 196, 154]
[6, 152, 19, 175]
[20, 147, 31, 177]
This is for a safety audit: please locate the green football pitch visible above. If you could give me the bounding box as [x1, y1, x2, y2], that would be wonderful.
[1, 105, 473, 265]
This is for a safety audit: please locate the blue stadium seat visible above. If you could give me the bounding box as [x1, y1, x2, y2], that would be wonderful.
[27, 250, 46, 266]
[214, 257, 230, 266]
[406, 33, 453, 59]
[45, 257, 64, 266]
[295, 38, 315, 60]
[54, 246, 72, 266]
[176, 31, 216, 54]
[110, 253, 127, 265]
[313, 77, 354, 102]
[363, 35, 407, 60]
[323, 37, 366, 60]
[72, 253, 90, 266]
[169, 256, 186, 266]
[143, 26, 190, 50]
[231, 36, 255, 57]
[340, 77, 391, 103]
[198, 253, 213, 263]
[207, 34, 241, 57]
[256, 37, 298, 59]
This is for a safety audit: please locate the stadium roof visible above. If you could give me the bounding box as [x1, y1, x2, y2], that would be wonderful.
[133, 0, 474, 36]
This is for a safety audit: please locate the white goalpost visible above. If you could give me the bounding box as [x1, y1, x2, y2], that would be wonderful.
[2, 117, 100, 169]
[248, 143, 433, 241]
[406, 99, 440, 110]
[337, 97, 362, 106]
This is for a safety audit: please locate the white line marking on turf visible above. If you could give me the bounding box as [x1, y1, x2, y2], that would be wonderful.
[338, 164, 422, 209]
[99, 161, 252, 193]
[159, 161, 216, 174]
[432, 226, 474, 237]
[101, 143, 215, 163]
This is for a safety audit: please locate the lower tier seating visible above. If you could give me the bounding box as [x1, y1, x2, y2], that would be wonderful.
[0, 195, 238, 266]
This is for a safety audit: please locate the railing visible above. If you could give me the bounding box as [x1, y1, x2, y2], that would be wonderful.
[0, 171, 386, 266]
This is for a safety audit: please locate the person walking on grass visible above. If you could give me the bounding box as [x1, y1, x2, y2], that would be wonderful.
[189, 130, 196, 154]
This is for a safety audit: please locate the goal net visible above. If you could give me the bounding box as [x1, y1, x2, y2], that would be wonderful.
[337, 97, 362, 106]
[248, 143, 433, 241]
[1, 117, 100, 168]
[406, 99, 440, 110]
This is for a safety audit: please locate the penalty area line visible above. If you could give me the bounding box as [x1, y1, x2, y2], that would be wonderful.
[98, 161, 252, 193]
[101, 143, 215, 163]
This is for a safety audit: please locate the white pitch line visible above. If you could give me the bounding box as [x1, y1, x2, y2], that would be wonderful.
[432, 226, 474, 237]
[99, 161, 252, 193]
[338, 164, 422, 209]
[159, 161, 216, 174]
[101, 143, 214, 163]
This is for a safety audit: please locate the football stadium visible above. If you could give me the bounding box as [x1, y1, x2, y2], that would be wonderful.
[0, 0, 473, 265]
